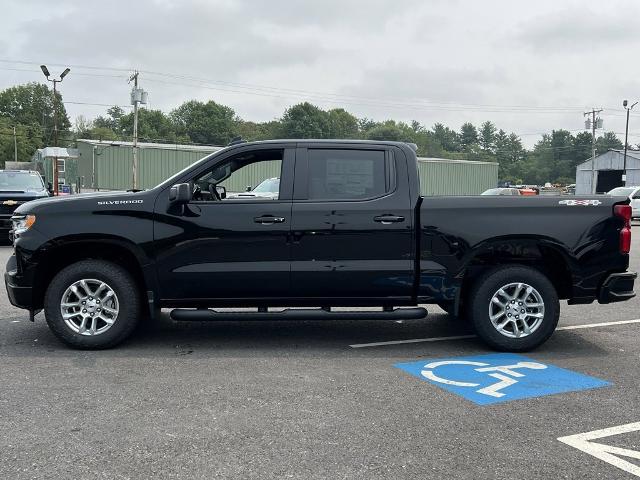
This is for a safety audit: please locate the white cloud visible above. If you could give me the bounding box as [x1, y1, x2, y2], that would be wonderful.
[1, 0, 638, 147]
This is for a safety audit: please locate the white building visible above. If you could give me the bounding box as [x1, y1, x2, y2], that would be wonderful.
[575, 149, 640, 194]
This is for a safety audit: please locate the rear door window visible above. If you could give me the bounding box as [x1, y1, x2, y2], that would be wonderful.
[306, 149, 392, 201]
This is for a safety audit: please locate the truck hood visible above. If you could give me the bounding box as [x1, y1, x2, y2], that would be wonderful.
[13, 190, 144, 214]
[0, 189, 49, 201]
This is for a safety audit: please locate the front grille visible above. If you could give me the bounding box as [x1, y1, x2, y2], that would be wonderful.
[0, 197, 37, 215]
[0, 213, 12, 228]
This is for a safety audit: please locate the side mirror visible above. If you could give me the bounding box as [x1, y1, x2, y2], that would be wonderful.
[169, 183, 192, 204]
[47, 182, 53, 196]
[245, 185, 252, 192]
[216, 185, 227, 199]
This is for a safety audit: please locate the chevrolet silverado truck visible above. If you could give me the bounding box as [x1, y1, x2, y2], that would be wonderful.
[0, 170, 50, 238]
[4, 140, 636, 351]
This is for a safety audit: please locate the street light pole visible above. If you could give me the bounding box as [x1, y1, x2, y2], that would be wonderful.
[622, 99, 638, 185]
[40, 65, 70, 196]
[13, 126, 17, 162]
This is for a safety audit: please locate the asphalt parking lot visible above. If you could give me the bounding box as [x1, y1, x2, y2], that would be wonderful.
[1, 224, 639, 479]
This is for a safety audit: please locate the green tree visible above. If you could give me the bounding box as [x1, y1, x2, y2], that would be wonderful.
[551, 129, 577, 180]
[170, 100, 237, 145]
[596, 131, 623, 153]
[502, 133, 526, 180]
[88, 126, 120, 142]
[235, 120, 281, 141]
[494, 129, 509, 168]
[73, 115, 93, 138]
[358, 117, 377, 133]
[0, 82, 70, 140]
[93, 106, 126, 135]
[120, 109, 181, 143]
[460, 122, 479, 151]
[279, 102, 330, 138]
[431, 123, 460, 152]
[0, 117, 44, 167]
[413, 130, 446, 158]
[365, 120, 413, 142]
[573, 131, 593, 163]
[327, 108, 359, 138]
[522, 130, 575, 184]
[479, 121, 496, 153]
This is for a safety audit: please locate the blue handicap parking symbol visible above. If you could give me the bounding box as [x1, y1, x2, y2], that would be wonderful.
[395, 353, 609, 405]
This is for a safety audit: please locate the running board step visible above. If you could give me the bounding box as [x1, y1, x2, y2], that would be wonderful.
[170, 307, 428, 322]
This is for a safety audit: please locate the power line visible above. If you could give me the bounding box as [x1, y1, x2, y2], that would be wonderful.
[138, 76, 584, 115]
[64, 101, 132, 108]
[0, 58, 606, 114]
[0, 66, 125, 79]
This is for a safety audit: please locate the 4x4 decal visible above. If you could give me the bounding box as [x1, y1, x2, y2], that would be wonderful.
[558, 199, 602, 206]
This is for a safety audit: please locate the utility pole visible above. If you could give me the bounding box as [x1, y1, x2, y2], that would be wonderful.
[128, 72, 148, 190]
[584, 108, 603, 194]
[40, 65, 70, 196]
[623, 100, 638, 186]
[13, 126, 17, 162]
[129, 71, 139, 190]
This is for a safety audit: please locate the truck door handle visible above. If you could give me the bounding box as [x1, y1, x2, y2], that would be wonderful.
[254, 215, 285, 224]
[374, 215, 405, 224]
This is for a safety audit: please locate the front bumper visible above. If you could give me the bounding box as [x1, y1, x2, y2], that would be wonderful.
[4, 254, 32, 310]
[598, 272, 637, 304]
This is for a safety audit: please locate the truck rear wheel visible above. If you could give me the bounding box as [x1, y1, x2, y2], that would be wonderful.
[469, 265, 559, 351]
[44, 260, 140, 349]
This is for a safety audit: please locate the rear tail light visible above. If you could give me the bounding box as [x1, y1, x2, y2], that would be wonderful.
[614, 204, 632, 254]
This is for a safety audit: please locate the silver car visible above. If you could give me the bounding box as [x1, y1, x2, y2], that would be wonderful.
[481, 188, 522, 196]
[227, 177, 280, 200]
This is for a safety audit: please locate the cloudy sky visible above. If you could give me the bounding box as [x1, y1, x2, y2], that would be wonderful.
[1, 0, 639, 146]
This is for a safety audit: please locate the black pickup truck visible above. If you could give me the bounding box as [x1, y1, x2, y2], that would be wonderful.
[4, 140, 636, 351]
[0, 170, 50, 236]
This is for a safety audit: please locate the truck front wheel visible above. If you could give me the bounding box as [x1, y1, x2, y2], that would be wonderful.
[469, 265, 559, 351]
[44, 260, 141, 349]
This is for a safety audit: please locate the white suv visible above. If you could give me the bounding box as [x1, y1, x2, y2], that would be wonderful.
[607, 186, 640, 219]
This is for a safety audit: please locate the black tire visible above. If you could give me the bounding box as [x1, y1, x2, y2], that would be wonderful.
[468, 265, 559, 351]
[44, 260, 141, 349]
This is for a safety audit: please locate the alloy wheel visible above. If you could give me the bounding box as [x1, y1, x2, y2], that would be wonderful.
[60, 279, 119, 336]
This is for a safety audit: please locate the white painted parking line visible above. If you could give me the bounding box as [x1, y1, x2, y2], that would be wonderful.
[558, 422, 640, 478]
[349, 318, 640, 348]
[556, 319, 640, 331]
[350, 334, 476, 348]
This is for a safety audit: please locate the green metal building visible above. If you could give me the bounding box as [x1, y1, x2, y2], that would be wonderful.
[74, 139, 223, 191]
[70, 140, 497, 196]
[417, 157, 498, 196]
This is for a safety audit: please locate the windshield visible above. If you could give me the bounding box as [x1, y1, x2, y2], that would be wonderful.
[481, 188, 501, 195]
[607, 187, 635, 196]
[252, 178, 279, 193]
[0, 172, 45, 191]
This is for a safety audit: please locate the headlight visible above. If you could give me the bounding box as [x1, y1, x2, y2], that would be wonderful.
[12, 214, 36, 236]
